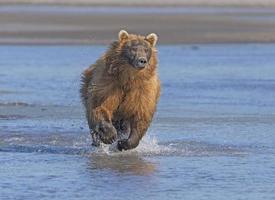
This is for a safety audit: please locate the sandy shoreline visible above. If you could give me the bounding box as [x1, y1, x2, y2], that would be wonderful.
[1, 5, 275, 45]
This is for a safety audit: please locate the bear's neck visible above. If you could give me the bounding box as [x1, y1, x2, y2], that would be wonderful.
[120, 63, 156, 86]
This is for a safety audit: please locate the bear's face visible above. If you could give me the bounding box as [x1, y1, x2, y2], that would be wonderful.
[118, 30, 158, 70]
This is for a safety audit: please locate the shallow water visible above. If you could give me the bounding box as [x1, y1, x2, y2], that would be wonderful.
[1, 44, 275, 199]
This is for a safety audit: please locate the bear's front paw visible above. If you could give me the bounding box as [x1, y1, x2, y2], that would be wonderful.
[117, 139, 129, 151]
[97, 121, 117, 144]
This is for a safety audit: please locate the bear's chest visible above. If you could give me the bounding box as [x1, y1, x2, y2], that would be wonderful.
[115, 83, 156, 120]
[116, 87, 145, 118]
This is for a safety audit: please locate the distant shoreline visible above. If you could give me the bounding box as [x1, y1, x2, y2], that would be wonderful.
[1, 5, 275, 45]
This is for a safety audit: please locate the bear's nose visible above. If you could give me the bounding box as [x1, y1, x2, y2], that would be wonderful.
[138, 57, 147, 66]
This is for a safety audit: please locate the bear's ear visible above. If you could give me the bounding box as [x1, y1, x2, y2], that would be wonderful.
[145, 33, 158, 47]
[118, 30, 129, 42]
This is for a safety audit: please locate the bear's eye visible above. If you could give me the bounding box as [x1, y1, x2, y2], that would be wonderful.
[131, 47, 138, 51]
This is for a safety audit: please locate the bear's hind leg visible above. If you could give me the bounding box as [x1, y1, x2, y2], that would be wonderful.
[117, 117, 150, 151]
[113, 120, 131, 140]
[120, 120, 131, 139]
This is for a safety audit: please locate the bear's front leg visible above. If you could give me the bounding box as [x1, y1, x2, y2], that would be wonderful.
[96, 121, 117, 144]
[117, 118, 149, 151]
[91, 120, 118, 145]
[86, 88, 123, 145]
[88, 104, 119, 145]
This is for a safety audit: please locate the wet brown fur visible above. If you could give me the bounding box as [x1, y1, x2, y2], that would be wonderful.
[80, 31, 160, 150]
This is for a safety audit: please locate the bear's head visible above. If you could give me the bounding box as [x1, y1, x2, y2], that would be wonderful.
[117, 30, 158, 70]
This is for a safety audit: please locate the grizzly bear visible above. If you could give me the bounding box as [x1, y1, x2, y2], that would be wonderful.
[80, 30, 160, 151]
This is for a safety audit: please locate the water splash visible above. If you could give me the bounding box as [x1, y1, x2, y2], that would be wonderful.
[0, 133, 247, 157]
[88, 136, 175, 157]
[88, 136, 246, 157]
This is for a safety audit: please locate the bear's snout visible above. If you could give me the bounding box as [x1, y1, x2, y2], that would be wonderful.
[136, 57, 147, 68]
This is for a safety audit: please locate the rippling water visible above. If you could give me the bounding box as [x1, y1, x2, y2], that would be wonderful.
[1, 44, 275, 199]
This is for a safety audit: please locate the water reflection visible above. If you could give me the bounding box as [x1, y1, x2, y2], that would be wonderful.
[87, 153, 156, 176]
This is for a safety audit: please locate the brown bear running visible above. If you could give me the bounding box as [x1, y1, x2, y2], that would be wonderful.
[80, 30, 161, 151]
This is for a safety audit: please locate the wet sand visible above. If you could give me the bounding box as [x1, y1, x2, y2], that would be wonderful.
[1, 5, 275, 44]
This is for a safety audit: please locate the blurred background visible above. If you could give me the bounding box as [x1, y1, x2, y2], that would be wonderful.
[1, 1, 275, 200]
[1, 0, 275, 44]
